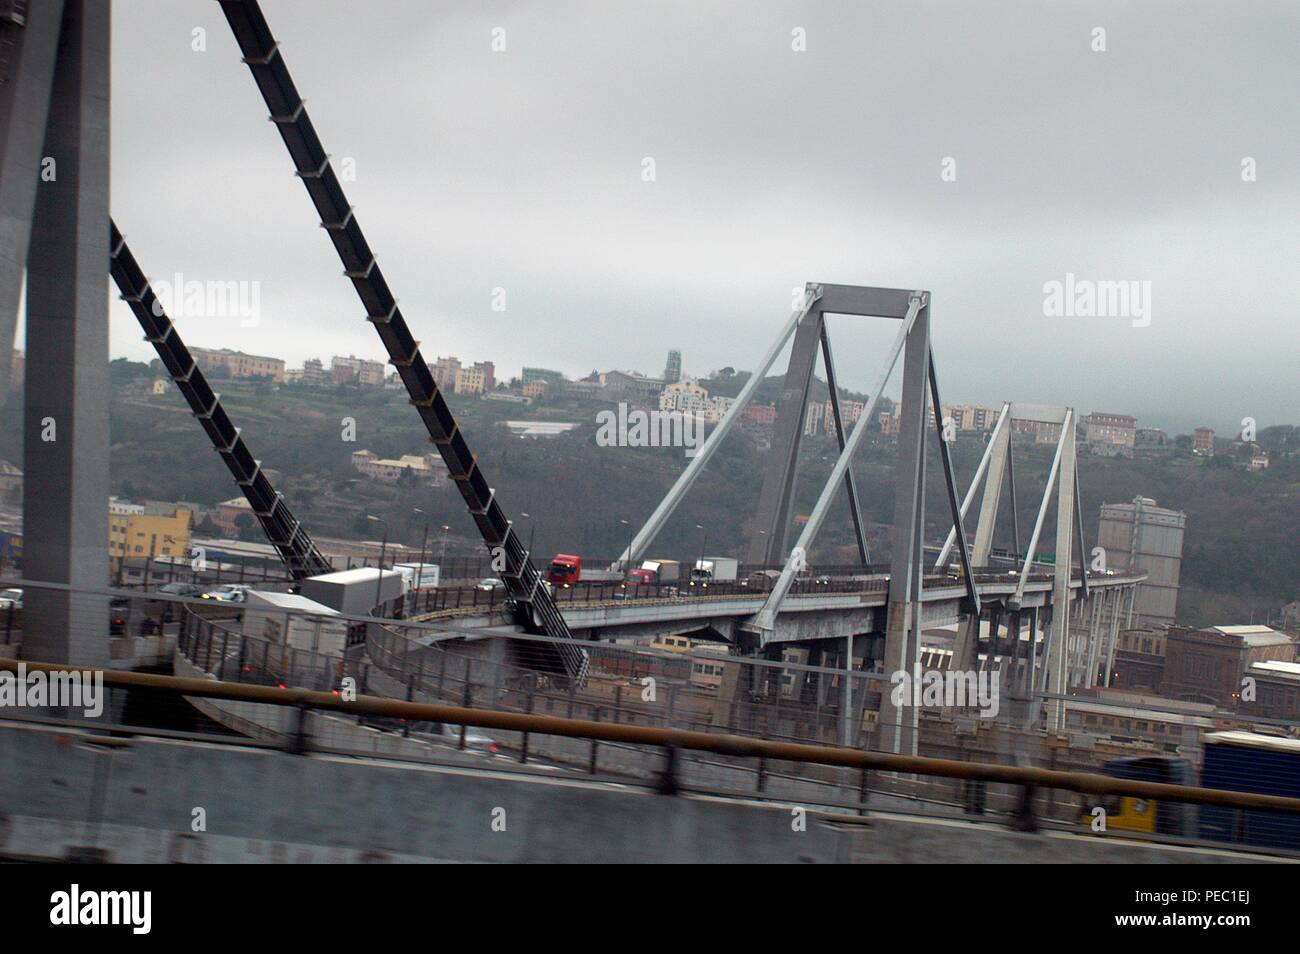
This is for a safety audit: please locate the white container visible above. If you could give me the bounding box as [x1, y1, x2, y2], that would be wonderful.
[392, 562, 440, 590]
[242, 590, 348, 657]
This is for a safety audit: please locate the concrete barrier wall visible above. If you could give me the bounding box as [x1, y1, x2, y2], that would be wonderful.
[0, 721, 843, 863]
[0, 721, 1286, 864]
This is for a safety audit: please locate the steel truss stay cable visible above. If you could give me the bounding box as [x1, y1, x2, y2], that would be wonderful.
[217, 0, 585, 681]
[109, 220, 332, 580]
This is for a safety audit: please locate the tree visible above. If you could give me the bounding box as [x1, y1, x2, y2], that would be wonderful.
[233, 513, 261, 542]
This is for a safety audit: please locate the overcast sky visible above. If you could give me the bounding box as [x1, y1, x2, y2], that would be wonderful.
[94, 0, 1297, 435]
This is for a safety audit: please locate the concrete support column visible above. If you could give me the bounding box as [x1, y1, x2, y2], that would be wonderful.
[1083, 594, 1102, 688]
[21, 0, 111, 665]
[953, 606, 982, 674]
[1045, 421, 1075, 732]
[746, 309, 823, 566]
[1106, 587, 1123, 684]
[877, 303, 930, 755]
[1004, 609, 1020, 684]
[970, 421, 1009, 565]
[840, 634, 853, 747]
[1102, 589, 1120, 687]
[0, 0, 65, 397]
[1023, 607, 1038, 697]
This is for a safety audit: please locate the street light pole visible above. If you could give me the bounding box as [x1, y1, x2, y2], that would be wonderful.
[414, 508, 429, 571]
[367, 515, 388, 611]
[695, 523, 706, 584]
[619, 518, 632, 574]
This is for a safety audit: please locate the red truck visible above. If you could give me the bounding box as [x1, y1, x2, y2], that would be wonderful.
[546, 554, 625, 586]
[624, 559, 681, 587]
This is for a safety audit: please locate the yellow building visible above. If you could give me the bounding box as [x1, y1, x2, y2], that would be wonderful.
[454, 365, 487, 395]
[109, 506, 193, 559]
[190, 347, 286, 383]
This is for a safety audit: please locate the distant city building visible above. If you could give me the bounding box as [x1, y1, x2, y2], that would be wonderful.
[740, 402, 777, 427]
[211, 497, 254, 535]
[1097, 496, 1186, 628]
[330, 354, 385, 388]
[601, 370, 664, 405]
[190, 347, 286, 382]
[1162, 625, 1295, 707]
[1084, 411, 1137, 457]
[663, 349, 682, 385]
[1193, 426, 1216, 456]
[659, 377, 733, 423]
[875, 402, 998, 440]
[1135, 427, 1170, 456]
[967, 405, 1001, 431]
[1008, 421, 1060, 447]
[935, 404, 1001, 433]
[659, 377, 707, 407]
[803, 400, 826, 436]
[453, 360, 495, 395]
[1109, 626, 1168, 693]
[433, 355, 462, 390]
[521, 379, 548, 400]
[823, 399, 866, 439]
[302, 357, 326, 385]
[350, 450, 444, 484]
[1011, 417, 1063, 444]
[454, 365, 488, 395]
[566, 377, 601, 399]
[109, 502, 193, 560]
[357, 361, 385, 388]
[521, 367, 567, 389]
[804, 398, 866, 437]
[1242, 660, 1300, 721]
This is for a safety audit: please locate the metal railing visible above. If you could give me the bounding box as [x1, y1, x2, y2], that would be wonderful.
[5, 657, 1300, 848]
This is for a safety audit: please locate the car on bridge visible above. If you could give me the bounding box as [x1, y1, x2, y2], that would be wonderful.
[476, 577, 504, 593]
[202, 584, 250, 603]
[0, 587, 21, 609]
[110, 597, 130, 635]
[158, 582, 205, 598]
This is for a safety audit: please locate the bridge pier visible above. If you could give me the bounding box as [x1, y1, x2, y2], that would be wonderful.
[12, 1, 111, 666]
[878, 296, 930, 755]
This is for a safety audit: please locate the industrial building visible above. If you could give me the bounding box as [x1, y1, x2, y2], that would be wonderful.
[1097, 496, 1186, 628]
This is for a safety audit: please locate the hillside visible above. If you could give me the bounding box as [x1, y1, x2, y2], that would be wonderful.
[1, 359, 1294, 628]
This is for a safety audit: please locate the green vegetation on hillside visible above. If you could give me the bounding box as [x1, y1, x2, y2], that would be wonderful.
[1, 359, 1293, 628]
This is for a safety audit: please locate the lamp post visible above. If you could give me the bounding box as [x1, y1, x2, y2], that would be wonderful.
[414, 508, 429, 571]
[367, 515, 388, 611]
[520, 512, 536, 568]
[694, 523, 706, 585]
[439, 524, 450, 570]
[619, 518, 633, 574]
